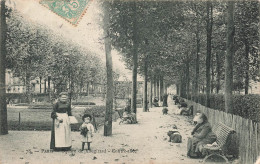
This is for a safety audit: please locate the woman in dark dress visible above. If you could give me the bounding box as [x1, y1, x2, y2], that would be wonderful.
[50, 92, 72, 151]
[187, 113, 217, 158]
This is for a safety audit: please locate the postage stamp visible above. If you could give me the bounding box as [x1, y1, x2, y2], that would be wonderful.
[39, 0, 92, 26]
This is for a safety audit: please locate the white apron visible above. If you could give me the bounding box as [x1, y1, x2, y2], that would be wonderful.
[54, 113, 72, 148]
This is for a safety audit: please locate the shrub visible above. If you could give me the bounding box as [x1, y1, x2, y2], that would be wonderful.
[191, 93, 260, 122]
[198, 94, 206, 106]
[82, 105, 107, 117]
[7, 93, 50, 103]
[233, 94, 260, 122]
[6, 93, 28, 103]
[71, 102, 96, 105]
[28, 103, 53, 109]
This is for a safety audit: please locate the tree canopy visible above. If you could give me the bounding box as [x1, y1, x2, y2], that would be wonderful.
[5, 9, 110, 98]
[106, 1, 259, 96]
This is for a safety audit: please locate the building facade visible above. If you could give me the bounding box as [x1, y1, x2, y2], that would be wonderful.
[5, 69, 53, 94]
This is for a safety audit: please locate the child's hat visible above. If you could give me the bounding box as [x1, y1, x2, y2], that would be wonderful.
[82, 114, 92, 121]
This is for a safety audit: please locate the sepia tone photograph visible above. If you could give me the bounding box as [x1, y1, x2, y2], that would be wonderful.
[0, 0, 259, 163]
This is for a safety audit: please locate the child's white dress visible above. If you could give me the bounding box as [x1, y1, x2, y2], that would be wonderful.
[81, 123, 94, 143]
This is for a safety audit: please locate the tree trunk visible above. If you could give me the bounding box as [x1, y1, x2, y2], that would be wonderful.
[186, 60, 190, 100]
[131, 2, 138, 114]
[25, 70, 31, 103]
[79, 81, 83, 98]
[103, 1, 113, 136]
[156, 76, 159, 97]
[206, 1, 213, 107]
[225, 1, 234, 113]
[159, 75, 164, 101]
[114, 82, 117, 109]
[176, 84, 180, 95]
[163, 81, 166, 94]
[153, 76, 156, 98]
[182, 68, 187, 98]
[194, 13, 201, 103]
[53, 83, 56, 95]
[216, 52, 221, 93]
[143, 56, 148, 112]
[0, 0, 8, 135]
[48, 76, 51, 102]
[180, 71, 186, 98]
[39, 76, 42, 93]
[44, 79, 47, 93]
[180, 80, 184, 98]
[211, 53, 214, 93]
[150, 80, 153, 108]
[244, 40, 249, 95]
[156, 76, 159, 98]
[87, 82, 89, 96]
[70, 79, 74, 104]
[191, 80, 194, 101]
[92, 82, 94, 94]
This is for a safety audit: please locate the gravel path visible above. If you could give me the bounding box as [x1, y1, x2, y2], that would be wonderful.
[0, 97, 201, 164]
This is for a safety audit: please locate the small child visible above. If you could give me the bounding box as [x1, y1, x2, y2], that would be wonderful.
[80, 114, 94, 151]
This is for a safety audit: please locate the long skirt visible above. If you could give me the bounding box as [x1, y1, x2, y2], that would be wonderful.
[187, 136, 216, 158]
[50, 113, 72, 150]
[187, 137, 201, 157]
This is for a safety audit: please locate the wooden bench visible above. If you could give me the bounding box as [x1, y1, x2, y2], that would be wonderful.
[202, 122, 236, 163]
[177, 101, 187, 109]
[180, 105, 193, 116]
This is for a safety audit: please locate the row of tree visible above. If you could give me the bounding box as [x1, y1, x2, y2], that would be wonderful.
[103, 1, 259, 115]
[5, 9, 109, 102]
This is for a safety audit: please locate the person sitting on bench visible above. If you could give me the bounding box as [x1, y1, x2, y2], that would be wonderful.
[121, 99, 137, 124]
[174, 97, 180, 105]
[187, 113, 217, 158]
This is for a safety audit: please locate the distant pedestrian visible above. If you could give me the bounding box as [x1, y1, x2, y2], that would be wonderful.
[50, 92, 73, 151]
[80, 114, 95, 151]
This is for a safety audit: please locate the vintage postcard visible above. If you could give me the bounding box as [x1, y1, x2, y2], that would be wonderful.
[0, 0, 259, 164]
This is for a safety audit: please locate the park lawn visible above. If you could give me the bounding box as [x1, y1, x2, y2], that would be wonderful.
[7, 107, 119, 131]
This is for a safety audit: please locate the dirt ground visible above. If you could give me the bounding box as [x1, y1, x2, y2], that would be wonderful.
[0, 97, 202, 164]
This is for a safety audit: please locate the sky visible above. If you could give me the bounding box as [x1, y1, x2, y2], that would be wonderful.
[7, 0, 142, 81]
